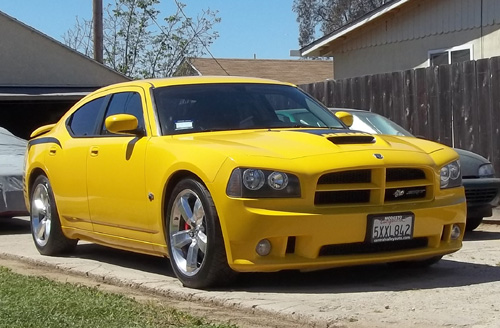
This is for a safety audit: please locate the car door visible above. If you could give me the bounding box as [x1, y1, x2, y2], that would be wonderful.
[44, 96, 107, 232]
[86, 87, 153, 246]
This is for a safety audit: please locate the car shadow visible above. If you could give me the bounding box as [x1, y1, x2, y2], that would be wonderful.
[0, 216, 30, 235]
[69, 241, 500, 294]
[464, 229, 500, 241]
[230, 259, 500, 294]
[74, 243, 174, 277]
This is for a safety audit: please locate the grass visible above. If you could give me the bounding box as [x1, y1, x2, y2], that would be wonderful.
[0, 266, 236, 328]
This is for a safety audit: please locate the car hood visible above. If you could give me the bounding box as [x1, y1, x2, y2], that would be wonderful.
[176, 128, 448, 160]
[454, 148, 490, 177]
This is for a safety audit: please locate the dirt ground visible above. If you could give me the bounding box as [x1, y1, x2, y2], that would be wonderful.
[2, 216, 500, 328]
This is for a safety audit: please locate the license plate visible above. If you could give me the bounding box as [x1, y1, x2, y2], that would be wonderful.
[368, 213, 414, 243]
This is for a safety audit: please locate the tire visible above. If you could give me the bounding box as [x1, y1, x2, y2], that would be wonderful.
[465, 217, 483, 231]
[166, 178, 235, 289]
[30, 175, 77, 255]
[388, 255, 443, 268]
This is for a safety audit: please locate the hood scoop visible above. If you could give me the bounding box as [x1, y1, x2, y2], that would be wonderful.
[326, 133, 375, 145]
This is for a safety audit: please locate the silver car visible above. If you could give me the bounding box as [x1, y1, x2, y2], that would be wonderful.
[0, 127, 28, 217]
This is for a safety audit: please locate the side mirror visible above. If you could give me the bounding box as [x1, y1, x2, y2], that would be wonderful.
[105, 114, 142, 135]
[334, 111, 354, 128]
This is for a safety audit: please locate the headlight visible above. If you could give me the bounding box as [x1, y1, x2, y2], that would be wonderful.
[478, 163, 494, 178]
[226, 168, 301, 198]
[440, 160, 462, 189]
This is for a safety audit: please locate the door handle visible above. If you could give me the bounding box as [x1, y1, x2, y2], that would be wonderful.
[90, 147, 99, 157]
[49, 147, 57, 156]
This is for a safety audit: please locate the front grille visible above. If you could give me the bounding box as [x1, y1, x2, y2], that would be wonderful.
[315, 167, 431, 206]
[386, 168, 426, 181]
[318, 170, 371, 184]
[319, 237, 428, 256]
[315, 190, 370, 205]
[465, 188, 498, 203]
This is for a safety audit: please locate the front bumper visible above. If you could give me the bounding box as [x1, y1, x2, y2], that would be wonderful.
[218, 192, 466, 273]
[463, 178, 500, 218]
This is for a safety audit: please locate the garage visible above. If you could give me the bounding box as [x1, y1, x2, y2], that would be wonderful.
[0, 11, 129, 139]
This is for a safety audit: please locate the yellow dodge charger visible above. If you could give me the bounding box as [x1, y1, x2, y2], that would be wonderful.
[24, 76, 466, 288]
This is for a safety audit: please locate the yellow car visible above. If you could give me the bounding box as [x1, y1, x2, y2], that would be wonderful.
[24, 76, 466, 289]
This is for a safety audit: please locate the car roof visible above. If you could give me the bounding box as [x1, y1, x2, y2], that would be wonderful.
[96, 76, 296, 92]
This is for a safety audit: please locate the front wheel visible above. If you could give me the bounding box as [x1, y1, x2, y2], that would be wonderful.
[30, 175, 77, 255]
[166, 178, 235, 289]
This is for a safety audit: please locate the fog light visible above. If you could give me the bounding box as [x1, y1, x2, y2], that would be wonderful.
[451, 224, 461, 240]
[256, 239, 271, 256]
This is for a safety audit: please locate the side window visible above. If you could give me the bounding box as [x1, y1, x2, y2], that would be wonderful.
[67, 97, 106, 137]
[429, 46, 472, 66]
[102, 92, 145, 134]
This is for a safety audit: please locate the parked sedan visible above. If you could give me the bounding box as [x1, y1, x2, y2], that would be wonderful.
[25, 77, 465, 288]
[0, 127, 28, 217]
[330, 108, 500, 231]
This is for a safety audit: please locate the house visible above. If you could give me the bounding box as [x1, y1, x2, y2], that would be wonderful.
[175, 57, 333, 85]
[0, 10, 129, 138]
[300, 0, 500, 79]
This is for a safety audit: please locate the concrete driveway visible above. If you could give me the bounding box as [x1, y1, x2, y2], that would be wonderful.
[1, 211, 500, 328]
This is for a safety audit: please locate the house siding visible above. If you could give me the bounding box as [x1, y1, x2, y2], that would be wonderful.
[0, 12, 127, 86]
[332, 0, 500, 79]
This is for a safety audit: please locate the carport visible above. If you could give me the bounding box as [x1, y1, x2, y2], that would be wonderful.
[0, 11, 129, 139]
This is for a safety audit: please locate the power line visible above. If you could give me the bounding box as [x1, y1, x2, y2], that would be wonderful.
[172, 0, 229, 75]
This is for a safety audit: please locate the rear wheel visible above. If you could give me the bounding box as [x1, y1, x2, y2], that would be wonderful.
[465, 217, 483, 231]
[30, 175, 77, 255]
[166, 178, 235, 289]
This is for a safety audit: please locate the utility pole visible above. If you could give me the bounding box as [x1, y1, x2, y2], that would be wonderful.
[93, 0, 103, 63]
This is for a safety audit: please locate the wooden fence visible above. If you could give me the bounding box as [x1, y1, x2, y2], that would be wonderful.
[299, 57, 500, 175]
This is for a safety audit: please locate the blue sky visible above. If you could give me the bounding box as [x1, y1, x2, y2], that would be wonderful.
[1, 0, 301, 60]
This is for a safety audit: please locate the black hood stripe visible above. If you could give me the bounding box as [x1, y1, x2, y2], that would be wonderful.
[289, 129, 373, 137]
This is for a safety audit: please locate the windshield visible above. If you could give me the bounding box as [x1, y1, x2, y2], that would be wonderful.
[152, 83, 344, 135]
[349, 111, 413, 137]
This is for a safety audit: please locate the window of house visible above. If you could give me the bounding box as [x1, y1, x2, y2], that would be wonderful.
[428, 45, 473, 66]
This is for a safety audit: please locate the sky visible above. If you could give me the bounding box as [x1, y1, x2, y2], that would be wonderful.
[0, 0, 301, 60]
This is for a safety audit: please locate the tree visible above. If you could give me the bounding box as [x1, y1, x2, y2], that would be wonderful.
[293, 0, 389, 48]
[63, 0, 220, 78]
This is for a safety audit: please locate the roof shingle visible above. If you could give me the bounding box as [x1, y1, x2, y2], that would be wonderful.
[175, 58, 333, 85]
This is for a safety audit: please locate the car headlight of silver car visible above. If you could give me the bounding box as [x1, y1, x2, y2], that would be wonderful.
[440, 160, 462, 189]
[226, 168, 301, 198]
[478, 163, 495, 178]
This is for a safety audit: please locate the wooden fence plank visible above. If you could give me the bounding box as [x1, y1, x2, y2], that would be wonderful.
[438, 65, 453, 147]
[475, 59, 491, 158]
[390, 71, 404, 124]
[401, 69, 415, 132]
[414, 68, 429, 138]
[488, 57, 500, 174]
[427, 65, 440, 142]
[451, 62, 466, 149]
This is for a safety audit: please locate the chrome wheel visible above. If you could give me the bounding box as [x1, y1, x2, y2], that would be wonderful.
[31, 183, 52, 247]
[169, 189, 208, 276]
